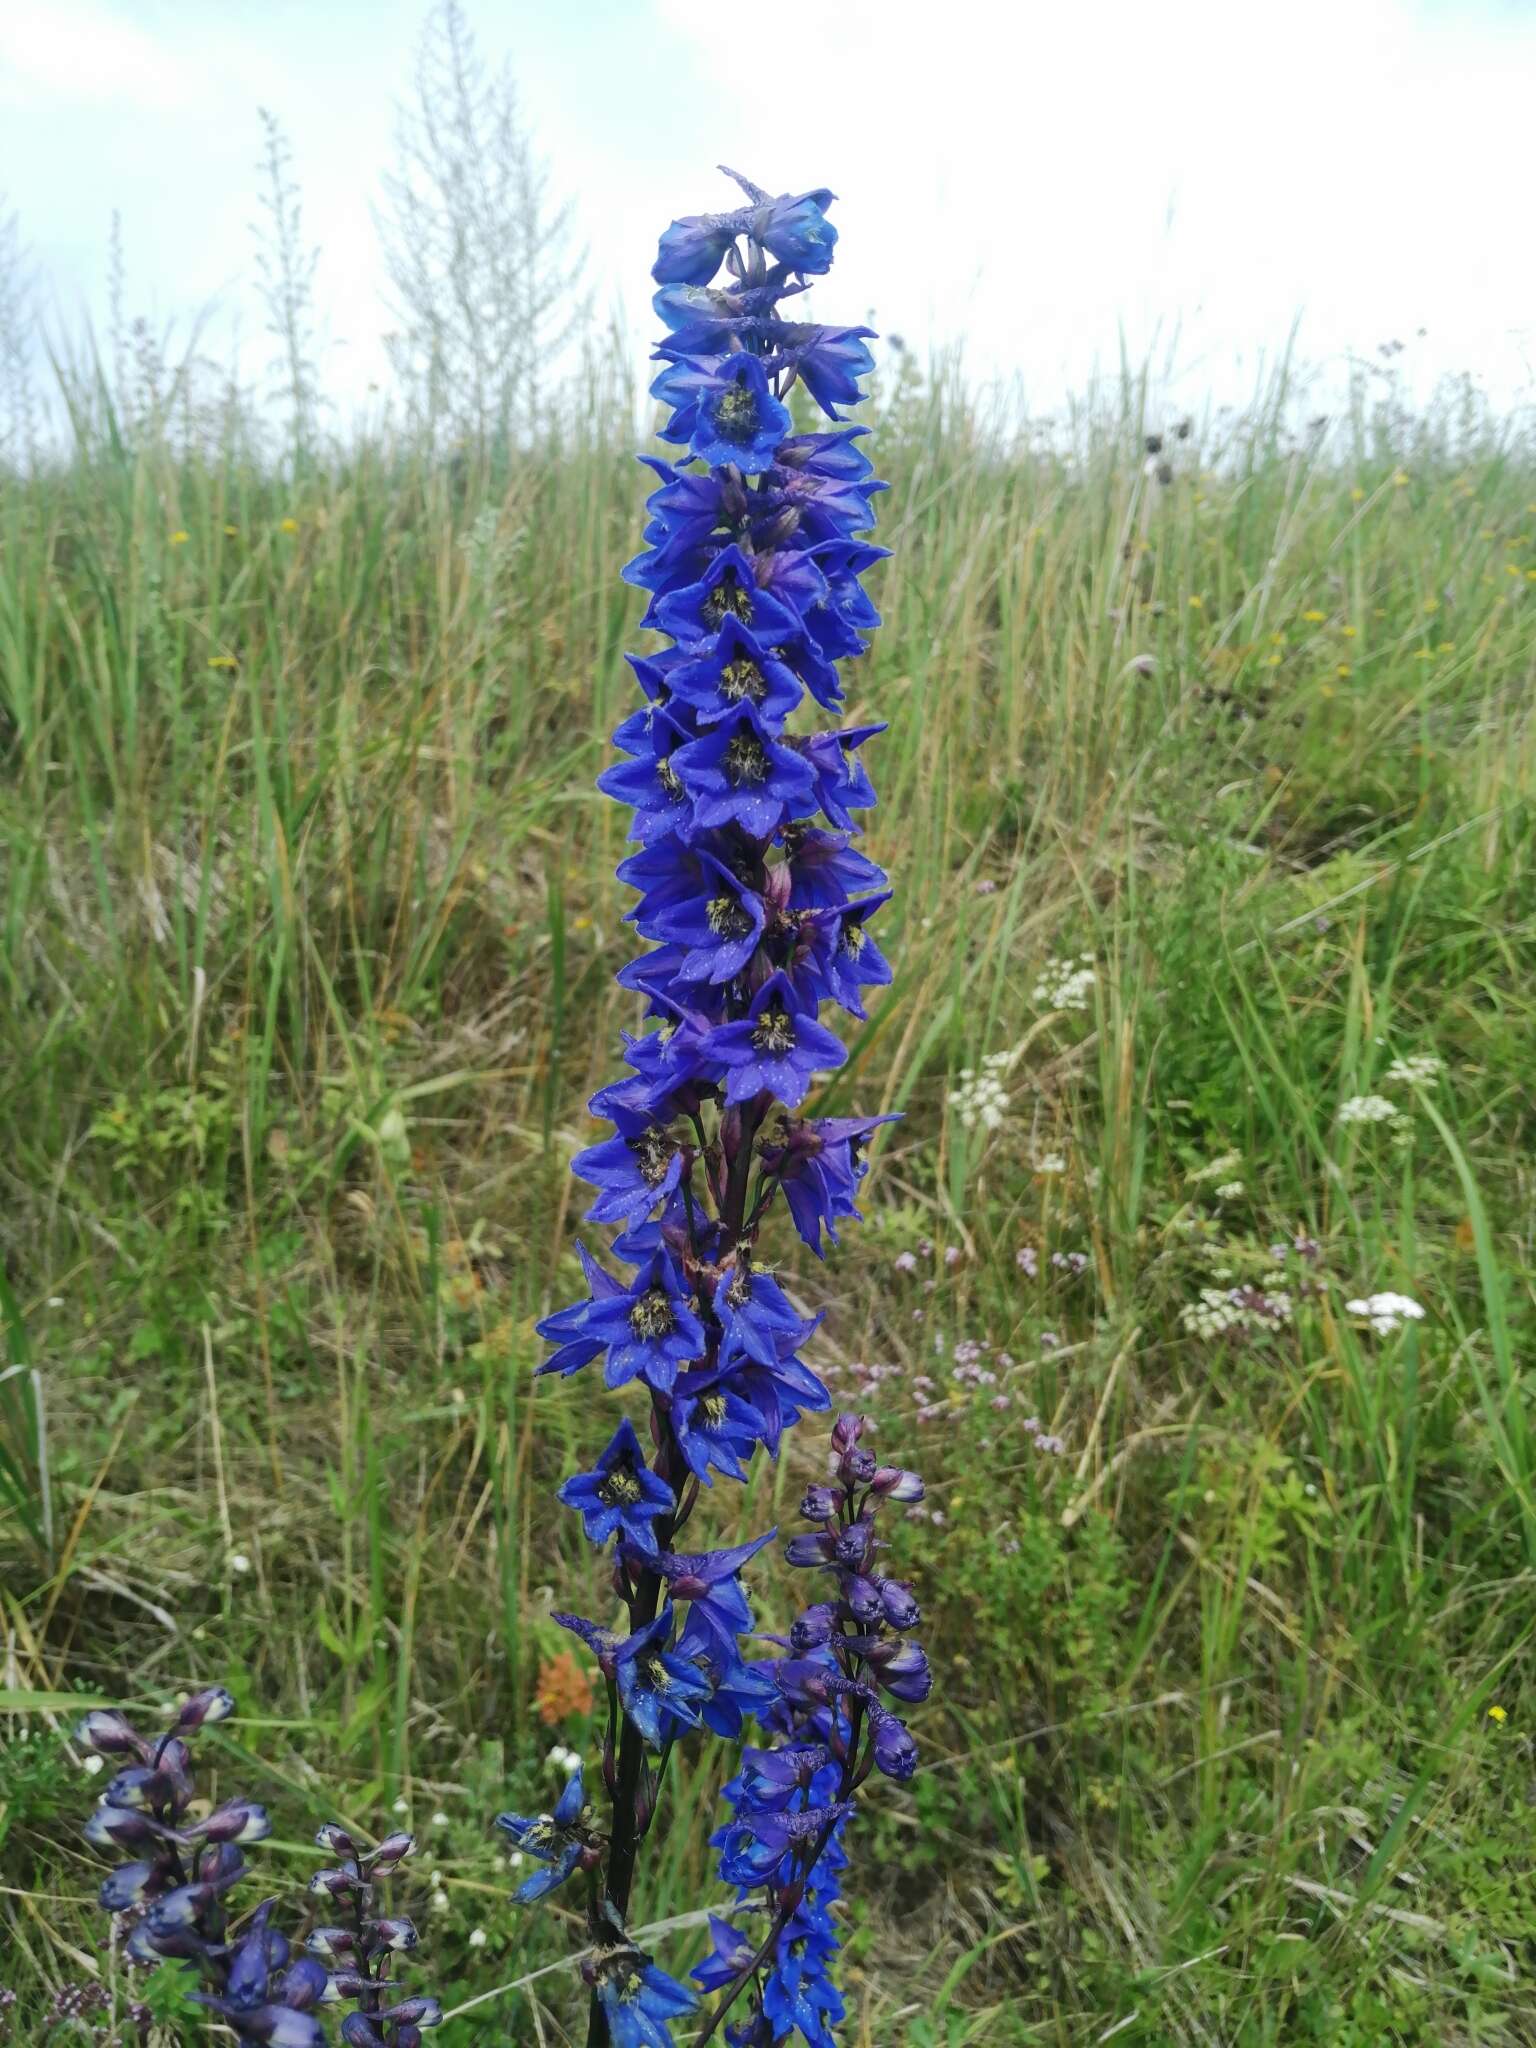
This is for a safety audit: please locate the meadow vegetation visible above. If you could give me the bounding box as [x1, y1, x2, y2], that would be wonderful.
[2, 345, 1535, 2045]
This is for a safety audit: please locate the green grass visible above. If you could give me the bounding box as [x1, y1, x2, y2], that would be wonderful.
[2, 358, 1535, 2044]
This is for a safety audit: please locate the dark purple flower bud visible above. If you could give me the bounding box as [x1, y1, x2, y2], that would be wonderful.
[790, 1603, 836, 1652]
[879, 1578, 922, 1630]
[83, 1803, 163, 1850]
[376, 1996, 443, 2026]
[315, 1823, 358, 1857]
[830, 1412, 867, 1453]
[195, 1842, 248, 1892]
[862, 1639, 932, 1703]
[128, 1916, 205, 1964]
[832, 1518, 876, 1569]
[102, 1765, 176, 1811]
[75, 1709, 145, 1757]
[174, 1686, 236, 1731]
[308, 1865, 370, 1900]
[306, 1927, 358, 1961]
[799, 1484, 843, 1521]
[870, 1465, 924, 1502]
[784, 1530, 835, 1567]
[98, 1859, 164, 1911]
[869, 1707, 918, 1780]
[280, 1957, 334, 2011]
[341, 2017, 389, 2048]
[842, 1445, 877, 1482]
[365, 1829, 415, 1869]
[842, 1574, 882, 1622]
[196, 1799, 272, 1845]
[146, 1882, 214, 1934]
[773, 1658, 838, 1707]
[370, 1916, 419, 1951]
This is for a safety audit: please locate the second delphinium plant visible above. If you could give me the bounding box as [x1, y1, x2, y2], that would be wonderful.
[501, 169, 929, 2048]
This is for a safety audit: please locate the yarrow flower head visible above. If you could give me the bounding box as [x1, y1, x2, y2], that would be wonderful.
[523, 167, 922, 2048]
[1336, 1093, 1399, 1126]
[1344, 1290, 1425, 1334]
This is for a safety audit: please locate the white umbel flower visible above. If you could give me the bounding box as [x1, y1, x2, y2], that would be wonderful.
[1345, 1291, 1425, 1334]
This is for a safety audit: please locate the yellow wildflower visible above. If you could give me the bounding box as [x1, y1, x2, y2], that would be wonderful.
[1422, 597, 1439, 613]
[1336, 664, 1352, 679]
[223, 523, 238, 537]
[1351, 486, 1365, 502]
[207, 655, 238, 671]
[1340, 625, 1357, 638]
[1488, 1704, 1507, 1723]
[1188, 595, 1204, 610]
[169, 529, 189, 547]
[1393, 471, 1409, 488]
[1302, 609, 1325, 623]
[279, 516, 299, 535]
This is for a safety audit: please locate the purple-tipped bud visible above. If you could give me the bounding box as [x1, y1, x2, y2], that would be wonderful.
[832, 1519, 876, 1569]
[799, 1484, 843, 1521]
[192, 1844, 247, 1898]
[308, 1865, 370, 1900]
[83, 1803, 162, 1850]
[864, 1639, 933, 1703]
[784, 1531, 835, 1567]
[146, 1881, 214, 1934]
[790, 1603, 836, 1652]
[306, 1927, 358, 1961]
[198, 1799, 272, 1845]
[128, 1916, 206, 1963]
[315, 1823, 358, 1857]
[842, 1574, 882, 1623]
[75, 1709, 145, 1757]
[369, 1916, 419, 1952]
[842, 1446, 877, 1482]
[869, 1709, 919, 1780]
[871, 1465, 924, 1502]
[377, 1995, 443, 2026]
[102, 1765, 175, 1811]
[98, 1859, 164, 1911]
[830, 1412, 867, 1453]
[340, 2016, 389, 2048]
[175, 1686, 236, 1731]
[879, 1578, 922, 1630]
[281, 1958, 335, 2011]
[366, 1829, 415, 1869]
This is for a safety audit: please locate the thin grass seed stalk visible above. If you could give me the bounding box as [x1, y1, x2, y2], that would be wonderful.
[512, 168, 929, 2048]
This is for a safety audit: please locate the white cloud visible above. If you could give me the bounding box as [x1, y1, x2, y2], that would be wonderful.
[0, 1, 197, 109]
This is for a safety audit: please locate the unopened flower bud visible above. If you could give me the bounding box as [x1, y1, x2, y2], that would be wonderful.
[174, 1686, 236, 1731]
[870, 1465, 924, 1502]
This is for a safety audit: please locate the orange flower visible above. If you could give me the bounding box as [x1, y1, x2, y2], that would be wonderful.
[534, 1650, 595, 1725]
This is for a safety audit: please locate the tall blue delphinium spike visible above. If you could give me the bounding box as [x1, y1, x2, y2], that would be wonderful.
[77, 1692, 441, 2045]
[528, 170, 921, 2048]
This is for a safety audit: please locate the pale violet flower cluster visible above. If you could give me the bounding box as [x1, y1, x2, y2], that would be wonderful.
[1180, 1283, 1294, 1341]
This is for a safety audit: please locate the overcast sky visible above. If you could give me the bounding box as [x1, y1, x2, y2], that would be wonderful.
[3, 0, 1533, 428]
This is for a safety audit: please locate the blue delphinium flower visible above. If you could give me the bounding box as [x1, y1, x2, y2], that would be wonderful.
[560, 1419, 676, 1556]
[533, 169, 919, 2047]
[495, 1765, 595, 1902]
